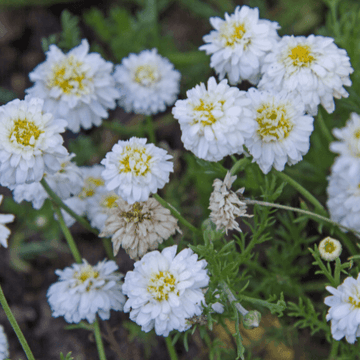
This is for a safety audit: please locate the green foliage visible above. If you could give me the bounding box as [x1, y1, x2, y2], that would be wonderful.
[0, 87, 17, 104]
[0, 0, 76, 6]
[60, 352, 74, 360]
[58, 10, 81, 51]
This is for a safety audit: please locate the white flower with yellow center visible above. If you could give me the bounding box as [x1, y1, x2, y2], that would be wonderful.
[47, 259, 126, 324]
[114, 49, 181, 115]
[0, 325, 9, 360]
[0, 195, 15, 248]
[122, 245, 209, 336]
[0, 97, 68, 188]
[245, 88, 314, 174]
[79, 165, 106, 200]
[200, 6, 280, 85]
[26, 39, 120, 133]
[101, 137, 173, 204]
[319, 237, 342, 261]
[172, 77, 254, 161]
[259, 35, 353, 115]
[326, 167, 360, 233]
[325, 273, 360, 343]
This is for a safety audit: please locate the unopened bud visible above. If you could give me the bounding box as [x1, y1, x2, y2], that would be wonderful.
[319, 236, 342, 261]
[243, 310, 261, 329]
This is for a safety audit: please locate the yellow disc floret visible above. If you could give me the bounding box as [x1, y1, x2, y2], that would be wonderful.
[118, 145, 153, 176]
[256, 104, 293, 141]
[288, 45, 315, 67]
[220, 22, 247, 48]
[193, 99, 221, 127]
[75, 264, 99, 283]
[121, 202, 150, 223]
[134, 65, 160, 86]
[349, 296, 360, 309]
[10, 119, 43, 147]
[147, 271, 178, 301]
[100, 194, 119, 209]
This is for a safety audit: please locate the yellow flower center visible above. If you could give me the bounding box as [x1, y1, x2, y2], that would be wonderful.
[100, 194, 119, 209]
[324, 240, 336, 254]
[121, 202, 150, 223]
[221, 22, 246, 47]
[75, 265, 99, 283]
[48, 56, 89, 96]
[193, 99, 220, 127]
[10, 119, 43, 147]
[118, 145, 153, 176]
[147, 271, 178, 301]
[134, 65, 160, 86]
[349, 296, 360, 308]
[87, 177, 105, 187]
[256, 104, 293, 141]
[354, 129, 360, 139]
[288, 45, 315, 67]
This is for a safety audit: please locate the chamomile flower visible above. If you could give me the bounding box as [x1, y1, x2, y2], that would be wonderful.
[172, 77, 254, 162]
[47, 259, 126, 324]
[200, 6, 280, 85]
[326, 167, 360, 233]
[325, 273, 360, 343]
[0, 325, 9, 360]
[114, 49, 181, 115]
[319, 237, 342, 261]
[26, 39, 120, 133]
[79, 165, 106, 200]
[101, 137, 173, 204]
[122, 245, 209, 336]
[0, 97, 68, 187]
[0, 195, 15, 248]
[245, 88, 314, 174]
[259, 35, 353, 115]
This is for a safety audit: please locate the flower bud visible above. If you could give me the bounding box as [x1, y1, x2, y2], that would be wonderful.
[319, 237, 342, 261]
[243, 310, 261, 329]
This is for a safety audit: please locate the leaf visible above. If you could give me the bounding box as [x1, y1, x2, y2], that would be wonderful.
[58, 10, 81, 51]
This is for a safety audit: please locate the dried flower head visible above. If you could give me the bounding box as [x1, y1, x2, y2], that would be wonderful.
[100, 197, 181, 259]
[319, 237, 342, 261]
[209, 171, 251, 234]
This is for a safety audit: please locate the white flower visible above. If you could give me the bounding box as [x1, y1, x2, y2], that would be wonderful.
[86, 190, 119, 232]
[100, 197, 180, 259]
[0, 195, 15, 248]
[172, 77, 254, 162]
[319, 237, 342, 261]
[245, 88, 314, 174]
[0, 325, 9, 360]
[26, 39, 120, 133]
[47, 259, 126, 324]
[113, 49, 181, 115]
[326, 167, 360, 233]
[12, 154, 83, 209]
[324, 273, 360, 343]
[330, 113, 360, 176]
[199, 6, 280, 85]
[259, 35, 353, 115]
[101, 137, 173, 204]
[59, 196, 87, 227]
[122, 245, 209, 336]
[0, 97, 68, 188]
[209, 172, 251, 234]
[79, 165, 106, 200]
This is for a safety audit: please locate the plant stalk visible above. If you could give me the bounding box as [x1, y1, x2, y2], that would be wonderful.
[94, 317, 107, 360]
[220, 281, 248, 316]
[165, 335, 179, 360]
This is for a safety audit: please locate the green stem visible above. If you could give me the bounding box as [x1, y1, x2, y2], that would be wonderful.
[0, 285, 36, 360]
[272, 170, 326, 214]
[328, 339, 339, 360]
[230, 157, 251, 176]
[93, 317, 107, 360]
[244, 199, 357, 254]
[165, 335, 179, 360]
[220, 281, 248, 316]
[146, 115, 156, 144]
[41, 178, 98, 235]
[317, 108, 334, 144]
[152, 193, 202, 237]
[101, 238, 115, 261]
[52, 203, 82, 264]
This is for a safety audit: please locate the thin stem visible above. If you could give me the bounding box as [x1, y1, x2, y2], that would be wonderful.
[145, 115, 156, 144]
[230, 157, 250, 176]
[165, 335, 179, 360]
[152, 194, 202, 237]
[244, 199, 358, 254]
[328, 340, 339, 360]
[101, 238, 115, 261]
[104, 322, 125, 360]
[0, 285, 36, 360]
[220, 281, 248, 316]
[272, 170, 326, 214]
[317, 108, 334, 144]
[52, 203, 82, 263]
[41, 178, 98, 235]
[94, 317, 107, 360]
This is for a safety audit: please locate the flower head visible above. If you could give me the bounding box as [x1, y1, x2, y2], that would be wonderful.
[172, 77, 254, 162]
[209, 172, 251, 234]
[319, 237, 342, 261]
[26, 39, 120, 133]
[122, 245, 209, 336]
[200, 5, 280, 85]
[100, 197, 180, 259]
[114, 49, 181, 115]
[325, 273, 360, 343]
[245, 88, 314, 174]
[0, 325, 9, 360]
[259, 35, 353, 115]
[0, 97, 68, 187]
[0, 195, 15, 248]
[101, 137, 173, 204]
[47, 259, 126, 324]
